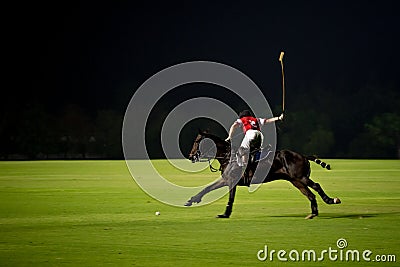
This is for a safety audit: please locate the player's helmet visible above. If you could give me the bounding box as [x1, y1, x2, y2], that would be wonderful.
[238, 110, 254, 118]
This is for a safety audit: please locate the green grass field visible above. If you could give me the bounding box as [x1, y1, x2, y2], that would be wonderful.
[0, 159, 399, 266]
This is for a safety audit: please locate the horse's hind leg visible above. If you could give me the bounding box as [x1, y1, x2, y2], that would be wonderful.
[291, 180, 318, 219]
[217, 186, 237, 218]
[184, 179, 227, 206]
[303, 178, 341, 205]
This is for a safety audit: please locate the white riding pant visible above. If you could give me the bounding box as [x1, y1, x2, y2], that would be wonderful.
[240, 129, 263, 150]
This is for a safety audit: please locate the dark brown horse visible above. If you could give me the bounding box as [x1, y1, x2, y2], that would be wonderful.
[185, 131, 341, 219]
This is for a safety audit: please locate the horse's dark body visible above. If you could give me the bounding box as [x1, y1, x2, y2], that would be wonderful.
[186, 131, 341, 219]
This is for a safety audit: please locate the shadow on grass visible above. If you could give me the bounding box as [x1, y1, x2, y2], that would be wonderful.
[269, 211, 400, 219]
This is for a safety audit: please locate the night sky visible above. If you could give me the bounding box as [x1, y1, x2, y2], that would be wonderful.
[6, 1, 399, 114]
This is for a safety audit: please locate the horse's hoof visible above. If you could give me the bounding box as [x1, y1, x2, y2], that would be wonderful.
[184, 201, 192, 207]
[305, 214, 317, 219]
[216, 214, 230, 218]
[334, 198, 341, 204]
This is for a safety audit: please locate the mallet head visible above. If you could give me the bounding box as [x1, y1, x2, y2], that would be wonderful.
[279, 51, 284, 62]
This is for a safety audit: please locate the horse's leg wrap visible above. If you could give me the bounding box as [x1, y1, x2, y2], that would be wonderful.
[306, 180, 341, 205]
[217, 186, 237, 218]
[310, 199, 318, 216]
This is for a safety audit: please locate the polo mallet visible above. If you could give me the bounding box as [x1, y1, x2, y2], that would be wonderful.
[279, 51, 285, 113]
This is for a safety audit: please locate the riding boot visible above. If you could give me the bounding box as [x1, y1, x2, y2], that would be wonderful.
[238, 147, 250, 167]
[242, 153, 248, 166]
[241, 153, 251, 185]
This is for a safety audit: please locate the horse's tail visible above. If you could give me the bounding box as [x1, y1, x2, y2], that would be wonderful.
[306, 156, 331, 170]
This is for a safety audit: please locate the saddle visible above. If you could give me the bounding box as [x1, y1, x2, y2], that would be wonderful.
[253, 144, 274, 163]
[241, 145, 274, 186]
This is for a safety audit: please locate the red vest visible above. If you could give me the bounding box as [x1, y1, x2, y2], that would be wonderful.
[239, 116, 260, 133]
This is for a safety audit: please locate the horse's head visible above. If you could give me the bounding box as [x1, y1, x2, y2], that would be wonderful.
[188, 131, 206, 163]
[188, 130, 230, 163]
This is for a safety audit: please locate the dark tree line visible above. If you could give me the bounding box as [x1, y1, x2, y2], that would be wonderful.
[0, 84, 399, 159]
[0, 104, 122, 159]
[277, 83, 400, 158]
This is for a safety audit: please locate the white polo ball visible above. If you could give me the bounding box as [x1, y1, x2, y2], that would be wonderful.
[155, 211, 160, 216]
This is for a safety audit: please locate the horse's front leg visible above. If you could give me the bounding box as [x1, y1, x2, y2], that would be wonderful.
[184, 178, 227, 206]
[216, 161, 243, 218]
[217, 185, 237, 218]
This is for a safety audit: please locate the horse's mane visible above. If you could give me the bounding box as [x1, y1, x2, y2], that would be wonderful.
[200, 131, 229, 146]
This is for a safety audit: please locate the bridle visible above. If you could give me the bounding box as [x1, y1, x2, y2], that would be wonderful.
[190, 135, 230, 172]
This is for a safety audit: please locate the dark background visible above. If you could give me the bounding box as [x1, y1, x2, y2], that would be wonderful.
[2, 1, 399, 159]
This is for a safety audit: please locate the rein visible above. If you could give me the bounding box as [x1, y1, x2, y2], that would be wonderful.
[207, 158, 219, 172]
[198, 157, 224, 172]
[191, 134, 230, 173]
